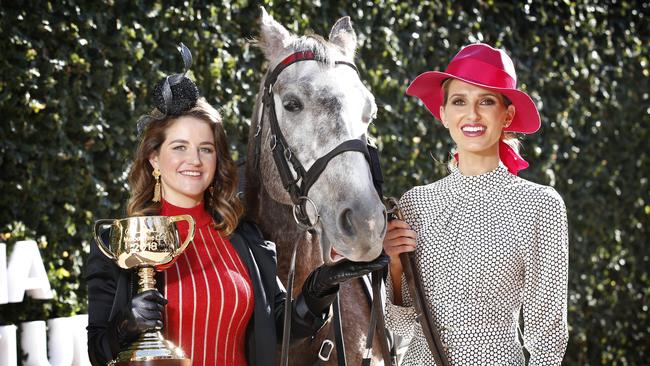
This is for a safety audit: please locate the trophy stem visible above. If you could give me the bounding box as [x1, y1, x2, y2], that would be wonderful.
[139, 266, 156, 293]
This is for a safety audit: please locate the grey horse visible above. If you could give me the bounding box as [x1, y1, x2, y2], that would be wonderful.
[244, 8, 389, 366]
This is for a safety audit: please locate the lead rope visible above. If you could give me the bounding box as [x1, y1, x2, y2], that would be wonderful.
[332, 295, 347, 365]
[372, 269, 395, 364]
[280, 238, 300, 366]
[361, 269, 396, 366]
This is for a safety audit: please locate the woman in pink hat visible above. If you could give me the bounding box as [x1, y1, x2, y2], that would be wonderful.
[383, 43, 569, 365]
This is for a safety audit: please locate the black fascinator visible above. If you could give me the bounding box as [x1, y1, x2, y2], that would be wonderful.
[137, 43, 200, 136]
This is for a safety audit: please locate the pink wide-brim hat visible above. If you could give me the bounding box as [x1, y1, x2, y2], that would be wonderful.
[406, 43, 541, 134]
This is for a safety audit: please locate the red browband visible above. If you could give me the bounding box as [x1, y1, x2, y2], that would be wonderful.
[280, 51, 316, 65]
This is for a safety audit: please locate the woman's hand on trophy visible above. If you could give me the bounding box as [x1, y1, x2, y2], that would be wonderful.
[301, 254, 390, 314]
[116, 289, 168, 343]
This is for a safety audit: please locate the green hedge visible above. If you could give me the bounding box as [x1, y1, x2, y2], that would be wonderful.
[0, 1, 647, 364]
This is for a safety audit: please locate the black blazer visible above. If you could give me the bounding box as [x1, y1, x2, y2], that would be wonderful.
[86, 220, 326, 366]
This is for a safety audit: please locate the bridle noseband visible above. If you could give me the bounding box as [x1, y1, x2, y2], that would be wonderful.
[253, 50, 381, 230]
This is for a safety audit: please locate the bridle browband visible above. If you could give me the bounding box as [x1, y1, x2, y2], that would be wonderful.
[253, 50, 380, 230]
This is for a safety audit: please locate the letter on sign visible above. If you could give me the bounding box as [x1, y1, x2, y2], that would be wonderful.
[7, 240, 53, 303]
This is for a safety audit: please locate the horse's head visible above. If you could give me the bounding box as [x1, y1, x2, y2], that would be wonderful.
[253, 8, 386, 264]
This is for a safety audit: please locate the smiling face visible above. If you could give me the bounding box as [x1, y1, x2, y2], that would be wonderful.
[149, 116, 217, 207]
[440, 79, 515, 158]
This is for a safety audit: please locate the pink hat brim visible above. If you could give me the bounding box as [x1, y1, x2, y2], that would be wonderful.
[406, 71, 541, 134]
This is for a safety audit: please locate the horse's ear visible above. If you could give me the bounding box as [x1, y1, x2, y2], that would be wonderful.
[329, 16, 357, 58]
[258, 7, 293, 61]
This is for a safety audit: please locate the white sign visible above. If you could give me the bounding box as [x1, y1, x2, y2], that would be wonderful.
[0, 241, 53, 304]
[0, 242, 90, 365]
[0, 315, 91, 366]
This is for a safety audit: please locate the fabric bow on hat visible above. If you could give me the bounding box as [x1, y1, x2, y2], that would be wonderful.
[136, 43, 200, 137]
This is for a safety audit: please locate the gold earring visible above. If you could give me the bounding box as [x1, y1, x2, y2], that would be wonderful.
[152, 169, 161, 202]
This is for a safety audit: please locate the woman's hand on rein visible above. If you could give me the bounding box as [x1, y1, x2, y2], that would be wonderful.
[383, 219, 417, 269]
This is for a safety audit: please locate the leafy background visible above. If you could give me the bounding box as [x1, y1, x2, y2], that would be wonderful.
[0, 0, 647, 364]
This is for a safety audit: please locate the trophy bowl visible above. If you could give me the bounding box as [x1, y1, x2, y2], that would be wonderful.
[94, 215, 195, 366]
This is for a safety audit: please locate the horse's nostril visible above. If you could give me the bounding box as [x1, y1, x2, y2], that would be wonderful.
[339, 208, 356, 237]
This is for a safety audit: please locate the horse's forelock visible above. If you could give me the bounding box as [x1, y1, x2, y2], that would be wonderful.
[289, 34, 336, 66]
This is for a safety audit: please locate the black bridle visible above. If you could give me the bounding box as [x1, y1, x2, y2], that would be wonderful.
[253, 50, 382, 230]
[254, 50, 392, 366]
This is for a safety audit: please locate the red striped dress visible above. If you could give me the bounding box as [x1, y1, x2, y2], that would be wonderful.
[161, 200, 253, 366]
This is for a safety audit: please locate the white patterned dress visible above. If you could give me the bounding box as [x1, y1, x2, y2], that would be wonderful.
[385, 164, 569, 365]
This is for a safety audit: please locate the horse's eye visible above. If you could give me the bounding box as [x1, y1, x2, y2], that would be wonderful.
[283, 97, 303, 112]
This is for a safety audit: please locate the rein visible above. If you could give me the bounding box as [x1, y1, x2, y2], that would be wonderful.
[254, 51, 392, 365]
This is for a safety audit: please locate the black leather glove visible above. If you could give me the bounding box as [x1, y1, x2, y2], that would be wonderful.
[116, 289, 167, 344]
[301, 253, 389, 315]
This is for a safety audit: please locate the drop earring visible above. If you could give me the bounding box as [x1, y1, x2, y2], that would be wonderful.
[152, 169, 162, 202]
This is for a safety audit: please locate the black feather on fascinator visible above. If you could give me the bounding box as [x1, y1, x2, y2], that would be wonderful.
[137, 43, 200, 136]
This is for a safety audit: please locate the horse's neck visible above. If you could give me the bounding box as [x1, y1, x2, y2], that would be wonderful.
[246, 183, 324, 292]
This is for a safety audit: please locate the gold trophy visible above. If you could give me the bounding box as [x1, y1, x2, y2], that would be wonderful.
[94, 215, 195, 366]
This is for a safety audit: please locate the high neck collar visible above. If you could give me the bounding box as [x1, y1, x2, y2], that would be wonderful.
[448, 163, 514, 195]
[160, 199, 214, 228]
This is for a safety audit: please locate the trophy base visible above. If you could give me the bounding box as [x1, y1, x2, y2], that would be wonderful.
[114, 330, 190, 366]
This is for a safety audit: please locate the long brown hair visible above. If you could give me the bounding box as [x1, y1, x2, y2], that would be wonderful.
[126, 98, 243, 236]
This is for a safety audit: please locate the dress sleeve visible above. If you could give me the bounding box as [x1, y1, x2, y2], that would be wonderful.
[522, 187, 569, 365]
[385, 269, 416, 339]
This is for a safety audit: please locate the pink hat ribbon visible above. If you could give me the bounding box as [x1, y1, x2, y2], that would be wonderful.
[453, 140, 529, 176]
[498, 140, 529, 175]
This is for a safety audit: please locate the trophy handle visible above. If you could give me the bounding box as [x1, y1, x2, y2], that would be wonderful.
[168, 215, 195, 256]
[94, 219, 118, 260]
